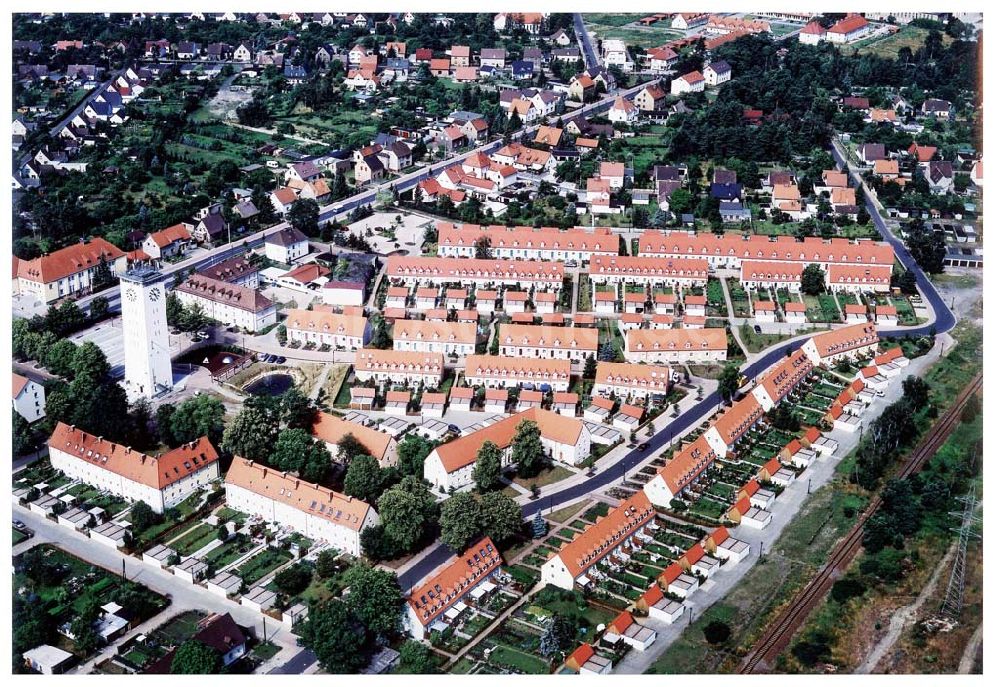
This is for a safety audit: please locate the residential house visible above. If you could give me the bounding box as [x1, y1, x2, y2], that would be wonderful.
[284, 309, 370, 350]
[264, 227, 309, 263]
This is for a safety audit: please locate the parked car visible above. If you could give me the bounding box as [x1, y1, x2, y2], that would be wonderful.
[275, 356, 286, 364]
[753, 325, 762, 334]
[637, 442, 650, 451]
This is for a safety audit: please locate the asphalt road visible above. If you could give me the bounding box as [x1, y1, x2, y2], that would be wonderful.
[573, 13, 599, 69]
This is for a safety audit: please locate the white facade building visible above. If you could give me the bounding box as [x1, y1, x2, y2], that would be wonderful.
[119, 268, 173, 401]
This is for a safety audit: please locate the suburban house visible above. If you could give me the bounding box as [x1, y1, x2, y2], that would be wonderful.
[264, 227, 309, 263]
[703, 60, 731, 86]
[671, 71, 705, 95]
[47, 422, 220, 514]
[13, 372, 46, 423]
[643, 435, 718, 505]
[284, 309, 370, 350]
[424, 408, 591, 490]
[593, 362, 672, 401]
[143, 223, 192, 260]
[392, 320, 477, 356]
[801, 322, 880, 365]
[225, 459, 378, 557]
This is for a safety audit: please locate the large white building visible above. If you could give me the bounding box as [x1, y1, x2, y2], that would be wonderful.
[225, 459, 378, 557]
[13, 372, 45, 423]
[424, 408, 591, 491]
[13, 238, 127, 304]
[264, 227, 310, 263]
[175, 275, 277, 332]
[385, 256, 565, 290]
[48, 422, 220, 513]
[588, 255, 709, 289]
[120, 267, 173, 400]
[801, 322, 880, 365]
[643, 435, 718, 506]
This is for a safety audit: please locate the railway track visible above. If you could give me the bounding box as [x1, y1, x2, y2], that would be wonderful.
[739, 372, 983, 673]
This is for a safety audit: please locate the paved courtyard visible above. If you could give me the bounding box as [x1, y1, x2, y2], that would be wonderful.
[346, 211, 433, 255]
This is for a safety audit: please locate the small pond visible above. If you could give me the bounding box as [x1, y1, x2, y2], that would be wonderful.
[244, 373, 295, 397]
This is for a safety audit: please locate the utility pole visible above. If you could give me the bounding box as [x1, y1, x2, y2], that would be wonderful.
[938, 488, 981, 620]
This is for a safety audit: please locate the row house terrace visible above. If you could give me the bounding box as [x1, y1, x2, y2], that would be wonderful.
[392, 320, 477, 357]
[13, 238, 127, 304]
[740, 260, 804, 293]
[704, 393, 766, 456]
[589, 256, 709, 290]
[405, 538, 502, 639]
[436, 223, 619, 263]
[463, 355, 572, 392]
[624, 328, 728, 365]
[498, 324, 598, 364]
[354, 350, 445, 387]
[225, 459, 377, 557]
[541, 491, 656, 590]
[385, 256, 564, 290]
[636, 231, 895, 272]
[750, 348, 815, 411]
[593, 362, 673, 402]
[284, 309, 370, 350]
[826, 264, 892, 294]
[643, 435, 718, 505]
[802, 322, 880, 365]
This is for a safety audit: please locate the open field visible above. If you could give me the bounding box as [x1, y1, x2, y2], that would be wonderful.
[853, 24, 954, 59]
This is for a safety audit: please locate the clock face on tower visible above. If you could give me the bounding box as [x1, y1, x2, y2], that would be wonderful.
[150, 287, 161, 302]
[125, 287, 137, 303]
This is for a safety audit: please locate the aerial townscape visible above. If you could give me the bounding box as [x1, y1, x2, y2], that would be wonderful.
[10, 8, 984, 678]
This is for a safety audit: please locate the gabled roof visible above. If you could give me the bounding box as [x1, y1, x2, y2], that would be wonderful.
[408, 538, 501, 626]
[15, 238, 125, 285]
[266, 226, 308, 247]
[49, 422, 219, 490]
[226, 459, 374, 531]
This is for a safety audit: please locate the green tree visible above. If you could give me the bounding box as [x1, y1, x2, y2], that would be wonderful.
[669, 187, 694, 214]
[297, 599, 369, 673]
[376, 485, 427, 552]
[316, 549, 341, 578]
[274, 562, 313, 596]
[336, 433, 371, 462]
[717, 364, 740, 404]
[439, 492, 482, 552]
[130, 500, 162, 532]
[90, 296, 110, 321]
[396, 435, 433, 476]
[342, 563, 402, 636]
[171, 640, 223, 674]
[44, 339, 78, 378]
[156, 403, 177, 446]
[582, 355, 597, 380]
[280, 388, 316, 430]
[397, 640, 438, 673]
[472, 440, 503, 492]
[478, 491, 523, 544]
[343, 454, 385, 503]
[801, 263, 826, 296]
[288, 198, 320, 237]
[905, 221, 946, 274]
[170, 395, 225, 445]
[474, 235, 492, 259]
[510, 420, 546, 478]
[222, 396, 281, 461]
[271, 428, 332, 483]
[13, 411, 33, 456]
[71, 341, 111, 383]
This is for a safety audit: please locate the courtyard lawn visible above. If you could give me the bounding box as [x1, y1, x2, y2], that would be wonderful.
[487, 644, 550, 674]
[512, 465, 574, 490]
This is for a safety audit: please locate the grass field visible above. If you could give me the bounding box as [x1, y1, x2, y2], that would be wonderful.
[172, 523, 218, 556]
[854, 24, 954, 59]
[237, 547, 293, 586]
[488, 645, 550, 674]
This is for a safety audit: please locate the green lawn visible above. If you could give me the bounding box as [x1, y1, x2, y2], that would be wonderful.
[13, 528, 28, 545]
[172, 523, 218, 556]
[487, 645, 550, 674]
[512, 465, 574, 490]
[236, 548, 294, 586]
